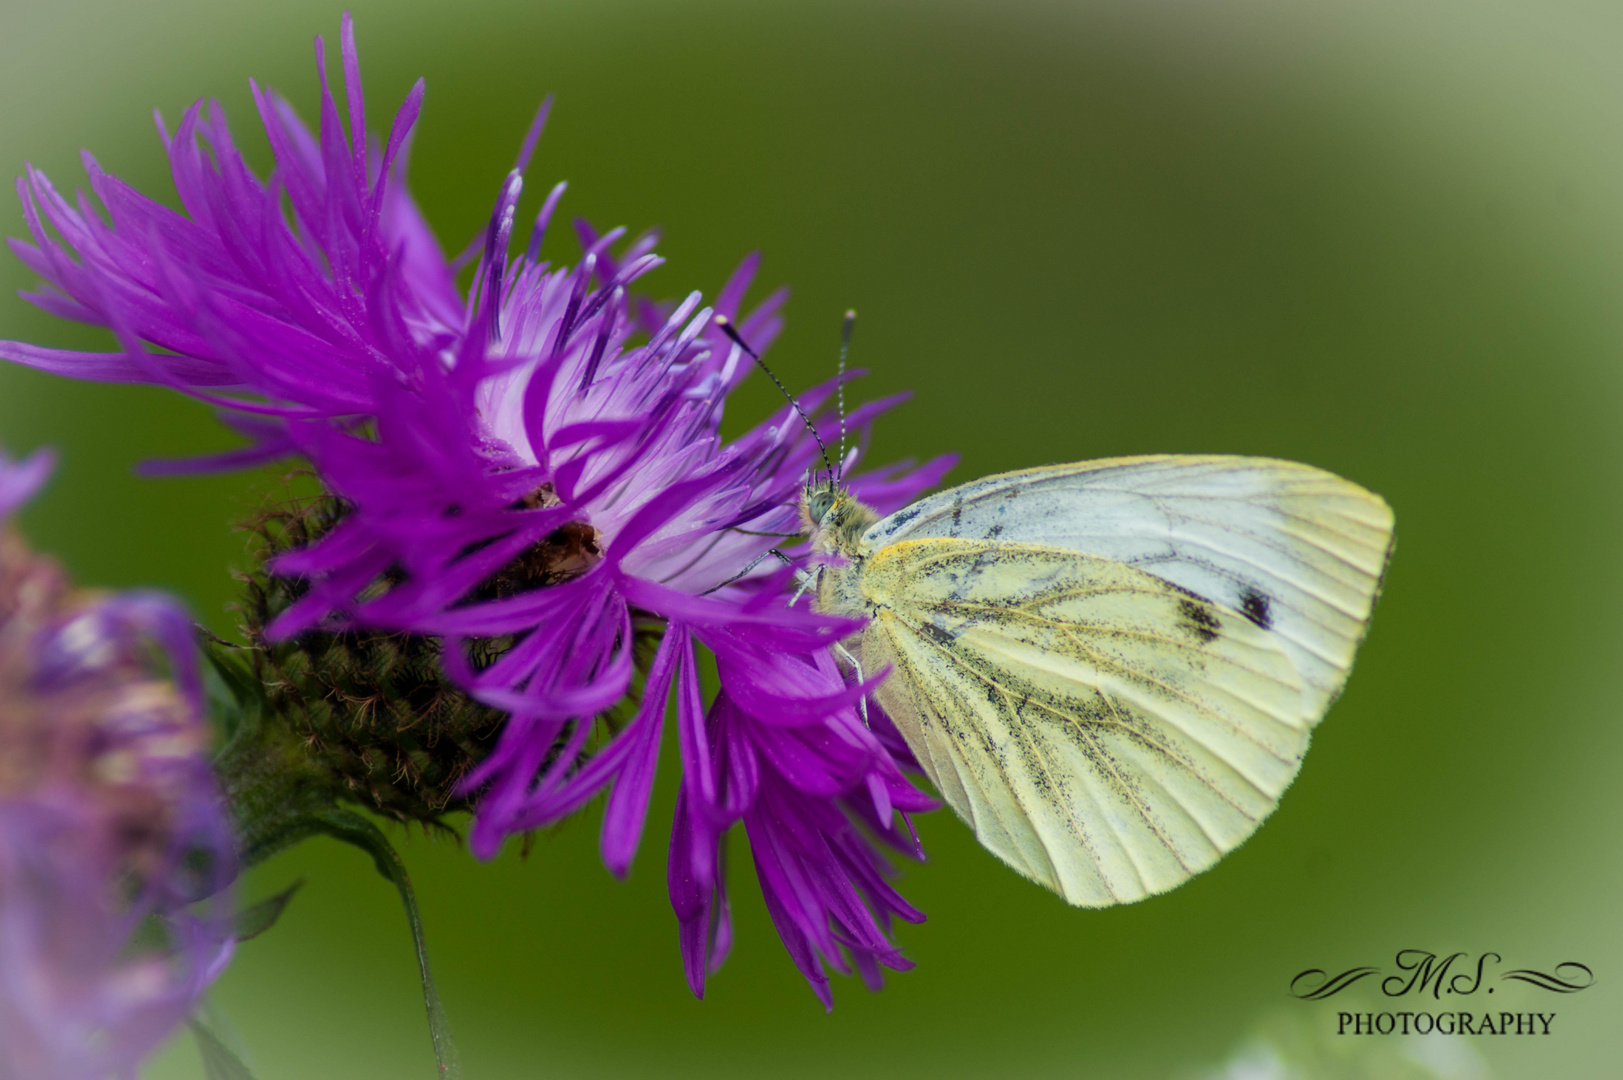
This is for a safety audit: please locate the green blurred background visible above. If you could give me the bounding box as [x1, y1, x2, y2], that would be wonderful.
[1, 0, 1619, 1076]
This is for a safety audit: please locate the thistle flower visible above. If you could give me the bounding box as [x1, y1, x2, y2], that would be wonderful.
[0, 448, 234, 1079]
[0, 15, 953, 1004]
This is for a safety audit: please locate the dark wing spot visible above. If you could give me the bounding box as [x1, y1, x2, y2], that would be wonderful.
[1239, 587, 1273, 630]
[1177, 598, 1222, 644]
[887, 506, 920, 530]
[918, 622, 957, 648]
[950, 498, 964, 532]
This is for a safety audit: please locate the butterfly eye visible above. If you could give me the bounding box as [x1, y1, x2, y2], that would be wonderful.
[808, 491, 835, 524]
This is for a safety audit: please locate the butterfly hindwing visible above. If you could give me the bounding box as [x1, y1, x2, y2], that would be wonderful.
[858, 456, 1395, 719]
[858, 538, 1311, 906]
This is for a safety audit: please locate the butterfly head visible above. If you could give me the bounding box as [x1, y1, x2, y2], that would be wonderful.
[803, 483, 839, 531]
[799, 479, 876, 557]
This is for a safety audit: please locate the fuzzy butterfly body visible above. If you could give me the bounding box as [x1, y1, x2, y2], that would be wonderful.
[803, 455, 1394, 907]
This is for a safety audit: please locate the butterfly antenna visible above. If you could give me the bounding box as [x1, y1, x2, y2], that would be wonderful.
[714, 314, 836, 486]
[835, 309, 855, 483]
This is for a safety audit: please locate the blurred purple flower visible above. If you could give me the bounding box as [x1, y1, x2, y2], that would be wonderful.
[0, 449, 234, 1079]
[0, 15, 954, 1004]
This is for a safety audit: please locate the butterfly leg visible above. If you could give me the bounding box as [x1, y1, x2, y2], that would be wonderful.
[701, 548, 798, 595]
[789, 565, 822, 608]
[832, 641, 870, 728]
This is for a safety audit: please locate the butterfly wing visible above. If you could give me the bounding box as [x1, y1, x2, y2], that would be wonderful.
[858, 539, 1311, 905]
[860, 456, 1394, 718]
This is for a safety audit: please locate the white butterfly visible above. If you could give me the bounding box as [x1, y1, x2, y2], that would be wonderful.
[803, 455, 1393, 907]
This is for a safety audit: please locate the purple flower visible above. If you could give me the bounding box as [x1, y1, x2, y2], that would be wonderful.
[0, 15, 954, 1005]
[667, 625, 933, 1006]
[0, 449, 234, 1079]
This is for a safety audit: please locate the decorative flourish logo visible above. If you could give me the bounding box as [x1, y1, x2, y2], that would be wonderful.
[1500, 963, 1596, 993]
[1289, 951, 1595, 1001]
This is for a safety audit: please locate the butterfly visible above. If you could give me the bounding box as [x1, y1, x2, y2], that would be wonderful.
[801, 455, 1393, 906]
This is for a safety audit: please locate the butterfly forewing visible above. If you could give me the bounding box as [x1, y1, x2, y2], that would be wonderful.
[858, 456, 1394, 718]
[859, 539, 1312, 906]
